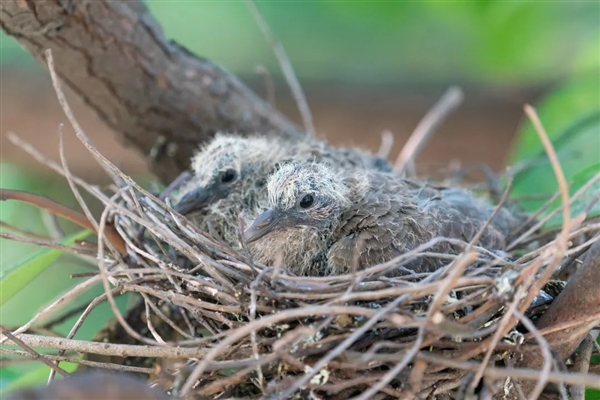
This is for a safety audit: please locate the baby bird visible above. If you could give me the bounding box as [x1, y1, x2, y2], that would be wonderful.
[173, 133, 391, 246]
[243, 161, 527, 276]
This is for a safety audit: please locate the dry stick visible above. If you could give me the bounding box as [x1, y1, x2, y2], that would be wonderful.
[57, 124, 98, 239]
[178, 304, 407, 396]
[415, 353, 600, 389]
[141, 294, 193, 340]
[95, 189, 164, 347]
[509, 173, 600, 251]
[2, 348, 154, 375]
[394, 86, 464, 174]
[1, 333, 209, 359]
[469, 261, 538, 390]
[36, 54, 239, 291]
[142, 295, 166, 345]
[0, 220, 52, 241]
[0, 189, 126, 254]
[246, 0, 315, 136]
[0, 327, 70, 377]
[498, 105, 574, 396]
[41, 209, 65, 240]
[0, 275, 103, 344]
[0, 232, 94, 255]
[353, 252, 478, 400]
[9, 136, 236, 292]
[276, 266, 452, 400]
[20, 52, 236, 291]
[377, 129, 395, 159]
[571, 330, 599, 400]
[249, 269, 271, 394]
[256, 65, 276, 106]
[47, 288, 120, 383]
[524, 310, 600, 340]
[45, 51, 118, 183]
[513, 309, 555, 400]
[515, 105, 571, 313]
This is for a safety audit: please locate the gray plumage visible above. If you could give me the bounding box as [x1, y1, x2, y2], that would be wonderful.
[243, 161, 528, 276]
[173, 133, 391, 246]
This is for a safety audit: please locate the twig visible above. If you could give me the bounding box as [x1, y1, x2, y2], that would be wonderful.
[0, 189, 126, 254]
[394, 86, 464, 173]
[95, 189, 163, 346]
[0, 276, 103, 343]
[41, 209, 65, 239]
[0, 333, 209, 359]
[245, 0, 315, 136]
[516, 105, 572, 314]
[256, 65, 276, 106]
[353, 252, 478, 400]
[180, 304, 413, 396]
[524, 310, 600, 340]
[1, 348, 154, 375]
[0, 326, 70, 377]
[513, 309, 554, 400]
[571, 330, 599, 400]
[377, 129, 394, 159]
[415, 352, 600, 389]
[57, 124, 99, 240]
[47, 289, 119, 382]
[0, 220, 52, 241]
[0, 232, 94, 255]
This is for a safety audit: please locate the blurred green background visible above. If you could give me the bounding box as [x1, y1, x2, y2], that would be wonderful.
[1, 1, 599, 395]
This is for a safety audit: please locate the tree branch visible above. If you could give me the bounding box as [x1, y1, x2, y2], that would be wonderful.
[0, 0, 302, 183]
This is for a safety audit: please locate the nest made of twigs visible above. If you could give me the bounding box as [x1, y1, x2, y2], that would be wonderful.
[3, 52, 600, 400]
[6, 118, 599, 400]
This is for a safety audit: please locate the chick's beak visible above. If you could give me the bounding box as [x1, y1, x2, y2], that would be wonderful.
[243, 209, 285, 244]
[174, 187, 212, 215]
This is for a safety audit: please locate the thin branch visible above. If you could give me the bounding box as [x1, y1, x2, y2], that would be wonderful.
[0, 188, 126, 254]
[377, 129, 395, 159]
[571, 330, 599, 400]
[256, 65, 276, 106]
[246, 0, 315, 136]
[0, 327, 70, 377]
[394, 86, 464, 173]
[1, 333, 209, 359]
[1, 348, 154, 375]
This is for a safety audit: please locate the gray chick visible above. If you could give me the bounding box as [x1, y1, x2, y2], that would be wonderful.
[243, 161, 528, 276]
[173, 133, 391, 246]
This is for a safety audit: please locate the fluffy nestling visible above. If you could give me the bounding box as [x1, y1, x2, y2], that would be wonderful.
[173, 133, 391, 246]
[243, 161, 527, 276]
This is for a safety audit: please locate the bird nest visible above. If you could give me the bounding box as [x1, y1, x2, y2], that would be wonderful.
[5, 119, 600, 400]
[3, 56, 600, 400]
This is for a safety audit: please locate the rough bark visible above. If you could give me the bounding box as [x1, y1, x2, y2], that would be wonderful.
[0, 0, 302, 183]
[515, 239, 600, 397]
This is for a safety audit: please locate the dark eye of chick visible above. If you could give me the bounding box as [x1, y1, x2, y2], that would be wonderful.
[299, 194, 314, 208]
[221, 169, 237, 183]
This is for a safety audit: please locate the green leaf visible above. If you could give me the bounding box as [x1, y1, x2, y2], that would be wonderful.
[509, 74, 600, 223]
[587, 388, 600, 400]
[0, 230, 92, 305]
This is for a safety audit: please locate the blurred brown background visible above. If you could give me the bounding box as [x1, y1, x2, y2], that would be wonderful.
[0, 67, 538, 183]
